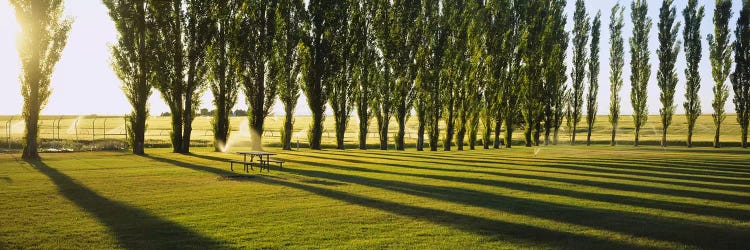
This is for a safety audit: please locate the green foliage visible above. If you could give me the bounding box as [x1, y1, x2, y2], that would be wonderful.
[570, 0, 590, 145]
[207, 0, 240, 152]
[732, 1, 750, 148]
[11, 0, 73, 159]
[682, 0, 705, 147]
[630, 0, 652, 146]
[272, 0, 306, 150]
[656, 0, 681, 147]
[708, 0, 733, 148]
[542, 0, 569, 146]
[104, 0, 151, 155]
[586, 11, 601, 146]
[609, 3, 625, 146]
[414, 0, 445, 151]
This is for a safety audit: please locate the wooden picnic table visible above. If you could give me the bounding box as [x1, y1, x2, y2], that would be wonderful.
[235, 151, 276, 173]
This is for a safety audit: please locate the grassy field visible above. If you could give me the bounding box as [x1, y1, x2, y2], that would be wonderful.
[1, 145, 748, 249]
[0, 114, 747, 151]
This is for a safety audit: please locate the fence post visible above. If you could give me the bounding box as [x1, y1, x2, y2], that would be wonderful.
[74, 118, 78, 141]
[103, 118, 108, 141]
[92, 117, 97, 151]
[6, 116, 12, 149]
[123, 116, 128, 142]
[57, 116, 63, 141]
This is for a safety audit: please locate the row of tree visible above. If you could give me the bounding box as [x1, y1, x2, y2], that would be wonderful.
[10, 0, 750, 159]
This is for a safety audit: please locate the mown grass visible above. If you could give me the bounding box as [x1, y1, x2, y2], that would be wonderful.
[1, 145, 748, 249]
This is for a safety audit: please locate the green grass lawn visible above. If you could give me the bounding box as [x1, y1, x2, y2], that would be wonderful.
[1, 146, 748, 249]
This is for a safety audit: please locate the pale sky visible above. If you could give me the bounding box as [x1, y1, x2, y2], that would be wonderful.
[0, 0, 744, 116]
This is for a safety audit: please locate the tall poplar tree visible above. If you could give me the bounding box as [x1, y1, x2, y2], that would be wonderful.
[207, 0, 240, 152]
[328, 0, 357, 150]
[708, 0, 733, 148]
[500, 0, 525, 148]
[415, 0, 445, 151]
[11, 0, 72, 159]
[630, 0, 652, 147]
[272, 0, 305, 150]
[149, 0, 212, 153]
[354, 0, 378, 150]
[104, 0, 151, 155]
[657, 0, 680, 147]
[441, 0, 469, 151]
[485, 0, 512, 149]
[300, 0, 346, 149]
[570, 0, 590, 145]
[543, 0, 569, 146]
[236, 1, 278, 150]
[683, 0, 704, 148]
[732, 0, 750, 148]
[586, 11, 601, 146]
[609, 3, 625, 146]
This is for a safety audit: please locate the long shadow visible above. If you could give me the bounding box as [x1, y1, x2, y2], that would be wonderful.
[150, 155, 653, 249]
[378, 151, 750, 186]
[28, 160, 227, 249]
[272, 158, 750, 249]
[380, 149, 750, 176]
[326, 152, 750, 192]
[315, 149, 750, 200]
[284, 153, 750, 221]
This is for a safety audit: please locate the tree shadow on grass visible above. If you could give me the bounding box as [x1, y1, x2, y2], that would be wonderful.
[273, 157, 750, 249]
[27, 159, 227, 249]
[148, 155, 652, 249]
[316, 150, 750, 194]
[287, 153, 750, 221]
[311, 151, 750, 201]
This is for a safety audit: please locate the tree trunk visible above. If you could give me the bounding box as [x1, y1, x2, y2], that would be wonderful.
[213, 103, 230, 152]
[378, 115, 390, 150]
[182, 93, 194, 153]
[310, 109, 324, 150]
[456, 125, 466, 151]
[22, 113, 40, 160]
[553, 126, 559, 145]
[483, 118, 492, 149]
[494, 116, 502, 149]
[661, 126, 668, 148]
[571, 124, 577, 145]
[742, 125, 748, 148]
[504, 117, 513, 148]
[335, 114, 347, 150]
[428, 116, 439, 151]
[444, 111, 455, 151]
[533, 122, 541, 146]
[634, 126, 640, 147]
[282, 109, 293, 150]
[396, 113, 406, 151]
[713, 122, 721, 148]
[417, 112, 425, 151]
[586, 126, 593, 146]
[610, 122, 617, 146]
[133, 111, 147, 155]
[524, 123, 533, 147]
[170, 107, 183, 153]
[358, 112, 368, 150]
[687, 126, 694, 148]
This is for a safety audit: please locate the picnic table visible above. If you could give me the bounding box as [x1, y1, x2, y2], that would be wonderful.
[229, 151, 283, 173]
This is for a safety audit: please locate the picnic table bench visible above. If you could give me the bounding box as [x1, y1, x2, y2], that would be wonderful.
[229, 151, 284, 173]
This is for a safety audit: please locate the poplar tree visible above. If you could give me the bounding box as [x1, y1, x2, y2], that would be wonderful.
[355, 0, 378, 150]
[609, 3, 625, 146]
[732, 1, 750, 148]
[149, 0, 212, 153]
[11, 0, 72, 159]
[328, 0, 357, 150]
[570, 0, 590, 145]
[466, 0, 487, 150]
[519, 0, 546, 147]
[208, 0, 240, 152]
[630, 0, 652, 147]
[441, 0, 469, 151]
[272, 0, 305, 150]
[486, 0, 511, 149]
[657, 0, 680, 147]
[708, 0, 733, 148]
[500, 0, 525, 148]
[301, 0, 346, 149]
[683, 0, 704, 148]
[586, 11, 601, 146]
[543, 0, 568, 146]
[104, 0, 151, 155]
[236, 1, 278, 150]
[415, 0, 445, 151]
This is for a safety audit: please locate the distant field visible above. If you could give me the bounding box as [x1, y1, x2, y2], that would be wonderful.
[1, 146, 748, 249]
[0, 114, 746, 150]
